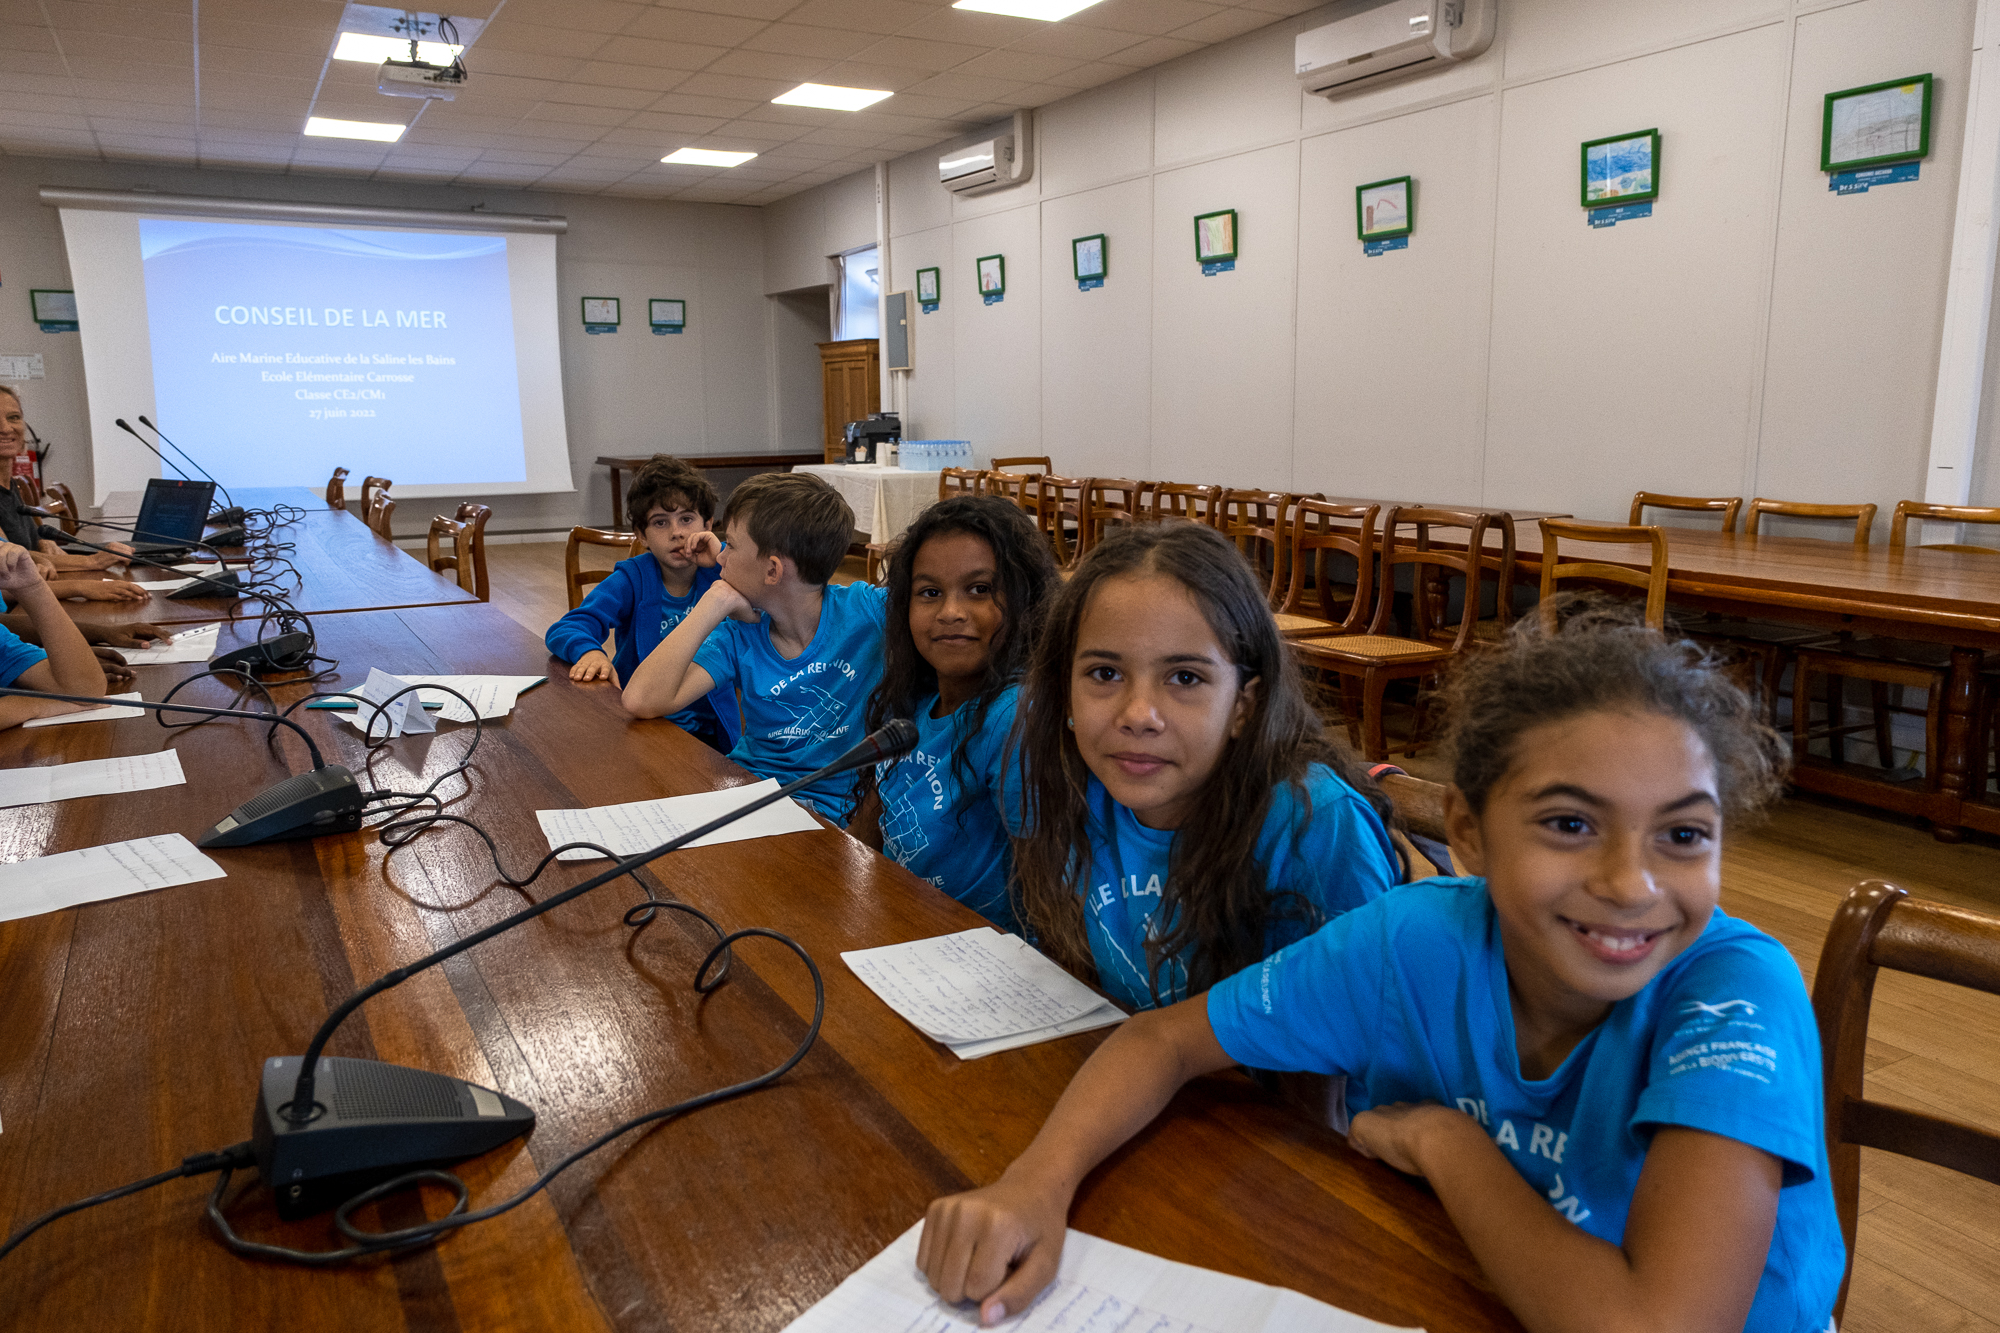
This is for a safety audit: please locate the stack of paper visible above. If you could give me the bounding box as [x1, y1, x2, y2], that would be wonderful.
[0, 833, 226, 924]
[0, 751, 186, 808]
[21, 692, 146, 728]
[842, 927, 1125, 1060]
[782, 1221, 1419, 1332]
[536, 777, 823, 861]
[121, 623, 220, 665]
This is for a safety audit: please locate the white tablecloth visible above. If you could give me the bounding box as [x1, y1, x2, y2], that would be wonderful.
[795, 464, 940, 544]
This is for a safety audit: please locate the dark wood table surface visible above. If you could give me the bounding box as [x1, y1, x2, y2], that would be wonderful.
[65, 501, 476, 628]
[0, 602, 1518, 1332]
[596, 453, 823, 529]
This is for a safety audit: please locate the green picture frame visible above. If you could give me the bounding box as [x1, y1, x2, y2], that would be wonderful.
[1072, 234, 1107, 282]
[648, 298, 686, 328]
[1580, 128, 1660, 208]
[1821, 73, 1933, 173]
[1355, 176, 1414, 241]
[581, 296, 620, 327]
[1193, 209, 1237, 264]
[916, 266, 941, 304]
[976, 254, 1005, 297]
[29, 288, 78, 326]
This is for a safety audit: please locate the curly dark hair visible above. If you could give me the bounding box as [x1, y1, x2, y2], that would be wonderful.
[624, 454, 718, 529]
[1440, 595, 1789, 823]
[718, 472, 854, 585]
[1011, 521, 1393, 1003]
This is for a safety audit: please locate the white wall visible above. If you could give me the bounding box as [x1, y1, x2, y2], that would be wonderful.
[0, 156, 773, 536]
[771, 0, 1980, 526]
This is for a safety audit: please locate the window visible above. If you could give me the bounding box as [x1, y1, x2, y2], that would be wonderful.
[836, 246, 879, 340]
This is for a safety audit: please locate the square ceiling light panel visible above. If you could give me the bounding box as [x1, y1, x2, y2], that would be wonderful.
[771, 84, 894, 111]
[333, 32, 464, 64]
[305, 117, 407, 142]
[951, 0, 1104, 19]
[662, 148, 759, 166]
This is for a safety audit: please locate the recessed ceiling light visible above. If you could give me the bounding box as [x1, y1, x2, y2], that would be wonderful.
[771, 83, 893, 111]
[304, 116, 406, 142]
[662, 148, 758, 167]
[952, 0, 1103, 18]
[332, 32, 463, 64]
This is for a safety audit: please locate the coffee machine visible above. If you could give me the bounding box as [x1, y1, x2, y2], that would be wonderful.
[842, 412, 900, 464]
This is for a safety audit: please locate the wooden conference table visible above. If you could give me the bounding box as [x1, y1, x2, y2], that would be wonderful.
[596, 453, 822, 529]
[0, 601, 1520, 1331]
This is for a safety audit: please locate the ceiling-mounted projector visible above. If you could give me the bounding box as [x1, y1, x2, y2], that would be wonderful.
[379, 58, 466, 99]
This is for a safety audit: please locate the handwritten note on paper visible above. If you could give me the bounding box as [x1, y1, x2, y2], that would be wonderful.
[0, 833, 226, 924]
[121, 623, 220, 665]
[535, 777, 824, 861]
[841, 928, 1115, 1044]
[20, 692, 146, 728]
[782, 1222, 1420, 1333]
[0, 750, 187, 809]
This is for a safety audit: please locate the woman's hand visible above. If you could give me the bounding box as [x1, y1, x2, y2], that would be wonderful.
[919, 1171, 1073, 1327]
[569, 650, 617, 684]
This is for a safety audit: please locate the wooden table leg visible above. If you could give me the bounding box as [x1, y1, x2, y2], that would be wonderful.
[607, 463, 626, 529]
[1932, 645, 1977, 842]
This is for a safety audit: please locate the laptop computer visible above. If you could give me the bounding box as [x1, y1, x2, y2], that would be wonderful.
[108, 478, 216, 557]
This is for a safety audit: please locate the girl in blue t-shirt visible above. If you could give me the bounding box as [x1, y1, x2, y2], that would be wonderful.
[916, 600, 1844, 1333]
[1007, 521, 1398, 1012]
[848, 496, 1059, 933]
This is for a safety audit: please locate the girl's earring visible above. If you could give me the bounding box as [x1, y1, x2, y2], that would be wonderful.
[1065, 717, 1074, 729]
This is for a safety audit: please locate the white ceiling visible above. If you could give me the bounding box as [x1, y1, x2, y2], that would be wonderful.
[0, 0, 1319, 206]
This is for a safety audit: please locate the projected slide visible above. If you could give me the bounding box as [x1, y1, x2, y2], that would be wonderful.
[138, 220, 526, 487]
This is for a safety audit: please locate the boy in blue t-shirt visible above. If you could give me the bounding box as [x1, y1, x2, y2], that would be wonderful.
[546, 455, 736, 752]
[623, 472, 886, 822]
[0, 540, 110, 729]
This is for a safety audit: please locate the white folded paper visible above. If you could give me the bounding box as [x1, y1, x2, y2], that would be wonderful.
[0, 833, 226, 924]
[120, 623, 220, 665]
[330, 673, 544, 725]
[21, 691, 146, 728]
[336, 668, 437, 739]
[842, 927, 1125, 1059]
[782, 1221, 1418, 1333]
[0, 750, 186, 808]
[535, 776, 823, 861]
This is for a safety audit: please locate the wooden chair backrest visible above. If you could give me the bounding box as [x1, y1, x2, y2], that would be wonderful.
[1377, 772, 1449, 845]
[325, 467, 350, 511]
[983, 470, 1033, 510]
[1145, 482, 1223, 526]
[1536, 519, 1668, 629]
[1745, 498, 1876, 545]
[1215, 489, 1315, 605]
[450, 501, 492, 601]
[42, 481, 80, 536]
[1368, 507, 1492, 653]
[1812, 879, 2000, 1321]
[426, 514, 466, 589]
[364, 491, 395, 541]
[938, 467, 986, 500]
[1029, 474, 1087, 566]
[989, 455, 1052, 474]
[1280, 499, 1377, 634]
[11, 475, 39, 508]
[565, 526, 644, 609]
[360, 475, 393, 514]
[1078, 478, 1151, 559]
[1629, 490, 1741, 532]
[1888, 500, 2000, 555]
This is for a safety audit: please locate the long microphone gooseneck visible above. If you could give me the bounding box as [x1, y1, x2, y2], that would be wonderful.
[137, 415, 241, 521]
[0, 683, 325, 768]
[70, 514, 232, 559]
[279, 717, 919, 1126]
[114, 416, 190, 481]
[39, 525, 242, 598]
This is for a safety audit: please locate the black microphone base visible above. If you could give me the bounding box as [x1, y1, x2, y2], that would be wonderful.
[212, 506, 247, 524]
[169, 571, 243, 600]
[207, 525, 248, 546]
[253, 1057, 535, 1219]
[198, 766, 366, 846]
[211, 631, 312, 675]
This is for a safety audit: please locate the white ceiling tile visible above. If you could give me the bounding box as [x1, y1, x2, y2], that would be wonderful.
[643, 92, 762, 118]
[475, 148, 576, 165]
[6, 109, 94, 130]
[621, 9, 771, 45]
[1001, 22, 1141, 60]
[780, 0, 939, 37]
[564, 64, 691, 95]
[1234, 0, 1318, 13]
[522, 101, 634, 125]
[739, 21, 878, 59]
[466, 48, 587, 80]
[658, 0, 803, 22]
[891, 9, 1040, 45]
[496, 0, 648, 36]
[701, 48, 834, 81]
[1036, 58, 1136, 89]
[621, 110, 729, 133]
[1168, 6, 1277, 44]
[1068, 0, 1223, 36]
[195, 45, 323, 78]
[591, 35, 731, 70]
[475, 22, 614, 59]
[43, 3, 193, 41]
[669, 69, 797, 100]
[897, 71, 1027, 102]
[951, 49, 1082, 82]
[0, 51, 75, 77]
[0, 89, 84, 113]
[1095, 33, 1202, 65]
[806, 60, 935, 91]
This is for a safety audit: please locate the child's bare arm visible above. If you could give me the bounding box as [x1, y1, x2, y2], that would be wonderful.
[918, 999, 1234, 1326]
[621, 577, 745, 718]
[1349, 1106, 1779, 1333]
[0, 544, 108, 727]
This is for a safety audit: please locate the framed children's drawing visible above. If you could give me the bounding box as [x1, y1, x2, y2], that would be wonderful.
[1355, 177, 1413, 241]
[1822, 74, 1932, 173]
[916, 267, 941, 305]
[976, 254, 1005, 296]
[1193, 209, 1237, 264]
[1072, 234, 1107, 283]
[1580, 129, 1660, 208]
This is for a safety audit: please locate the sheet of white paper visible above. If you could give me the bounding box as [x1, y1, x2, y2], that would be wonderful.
[171, 563, 218, 574]
[119, 623, 219, 665]
[135, 577, 199, 594]
[535, 777, 823, 861]
[943, 1002, 1126, 1061]
[0, 750, 186, 809]
[337, 668, 436, 739]
[20, 692, 145, 728]
[395, 674, 544, 722]
[783, 1222, 1420, 1333]
[842, 928, 1117, 1043]
[0, 833, 226, 924]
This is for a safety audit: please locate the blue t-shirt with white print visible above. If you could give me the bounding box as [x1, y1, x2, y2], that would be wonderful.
[692, 579, 888, 822]
[1076, 763, 1396, 1011]
[873, 686, 1020, 934]
[0, 623, 47, 687]
[1207, 877, 1843, 1333]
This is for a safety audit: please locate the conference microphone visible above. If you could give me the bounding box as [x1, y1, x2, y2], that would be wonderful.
[39, 525, 243, 600]
[114, 416, 192, 483]
[137, 415, 242, 523]
[252, 718, 920, 1216]
[0, 686, 363, 847]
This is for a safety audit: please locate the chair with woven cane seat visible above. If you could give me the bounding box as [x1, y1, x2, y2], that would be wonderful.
[565, 526, 644, 609]
[1028, 474, 1087, 568]
[1076, 478, 1151, 562]
[325, 467, 350, 511]
[1811, 879, 2000, 1323]
[1291, 507, 1492, 761]
[1275, 500, 1377, 640]
[1145, 482, 1223, 527]
[1536, 519, 1669, 629]
[1214, 489, 1317, 607]
[1630, 491, 1742, 532]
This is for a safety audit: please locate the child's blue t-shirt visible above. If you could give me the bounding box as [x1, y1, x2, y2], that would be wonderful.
[1206, 877, 1843, 1333]
[691, 580, 888, 821]
[544, 554, 737, 746]
[1076, 764, 1397, 1012]
[0, 624, 48, 687]
[873, 686, 1020, 934]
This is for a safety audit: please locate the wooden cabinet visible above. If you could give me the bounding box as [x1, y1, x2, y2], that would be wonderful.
[817, 338, 880, 463]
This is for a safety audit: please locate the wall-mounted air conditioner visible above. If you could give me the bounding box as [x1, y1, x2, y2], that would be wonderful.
[939, 110, 1035, 195]
[1296, 0, 1494, 99]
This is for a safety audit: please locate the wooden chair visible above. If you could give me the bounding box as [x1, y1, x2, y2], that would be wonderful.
[41, 482, 80, 537]
[1290, 507, 1492, 761]
[1890, 500, 2000, 554]
[325, 467, 350, 511]
[1214, 490, 1314, 606]
[1028, 474, 1087, 567]
[989, 455, 1052, 475]
[360, 475, 393, 516]
[1275, 500, 1376, 639]
[1144, 482, 1223, 526]
[565, 526, 643, 609]
[364, 490, 396, 542]
[1811, 879, 2000, 1321]
[1076, 478, 1151, 562]
[1745, 497, 1876, 544]
[982, 470, 1033, 512]
[1629, 491, 1742, 532]
[1536, 519, 1669, 629]
[1373, 766, 1455, 879]
[10, 475, 39, 507]
[425, 502, 492, 601]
